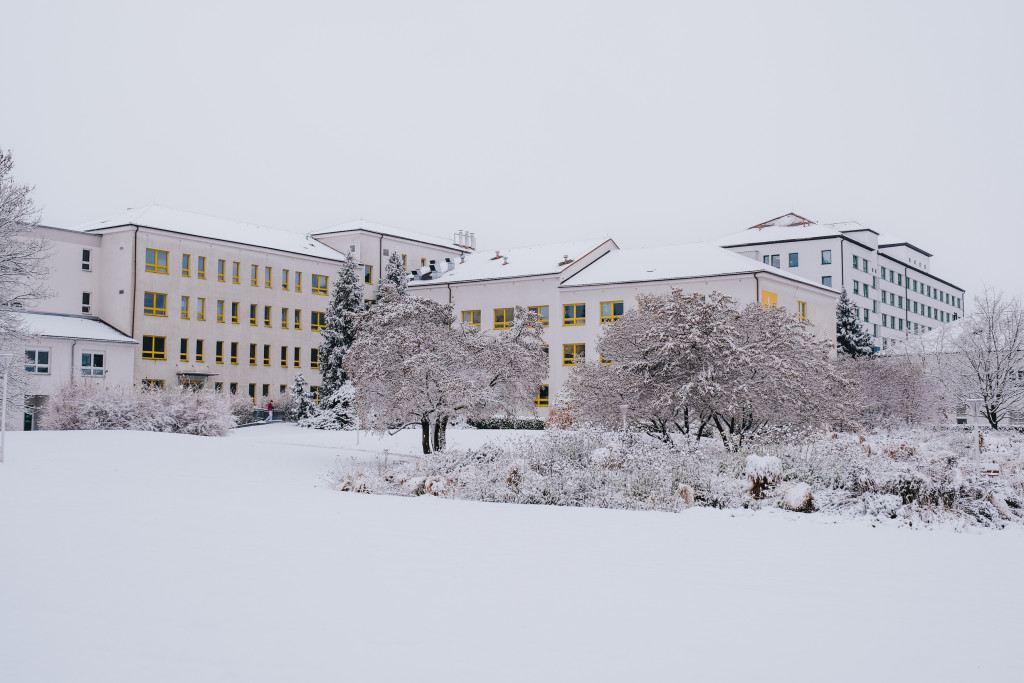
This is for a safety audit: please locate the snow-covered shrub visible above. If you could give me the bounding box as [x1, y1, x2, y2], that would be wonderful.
[228, 392, 257, 425]
[299, 382, 356, 430]
[45, 381, 238, 436]
[745, 454, 783, 499]
[781, 483, 815, 512]
[466, 416, 545, 430]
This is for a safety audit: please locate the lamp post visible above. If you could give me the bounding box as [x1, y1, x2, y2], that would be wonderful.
[619, 404, 628, 433]
[965, 397, 983, 477]
[0, 353, 13, 464]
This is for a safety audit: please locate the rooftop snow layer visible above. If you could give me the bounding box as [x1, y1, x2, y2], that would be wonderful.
[562, 242, 834, 291]
[74, 204, 346, 261]
[18, 312, 137, 343]
[410, 239, 616, 285]
[313, 218, 462, 251]
[713, 221, 842, 247]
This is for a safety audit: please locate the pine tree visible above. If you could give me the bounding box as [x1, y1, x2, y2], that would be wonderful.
[382, 251, 408, 297]
[318, 253, 364, 395]
[289, 373, 315, 422]
[836, 289, 874, 357]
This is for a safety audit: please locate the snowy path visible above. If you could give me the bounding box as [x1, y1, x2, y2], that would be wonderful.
[1, 427, 1022, 682]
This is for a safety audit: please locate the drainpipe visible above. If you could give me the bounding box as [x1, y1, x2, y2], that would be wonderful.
[378, 234, 384, 296]
[70, 338, 79, 382]
[446, 283, 453, 305]
[131, 227, 139, 338]
[753, 272, 761, 304]
[839, 238, 845, 294]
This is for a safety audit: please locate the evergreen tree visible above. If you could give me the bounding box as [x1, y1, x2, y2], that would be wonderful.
[836, 289, 874, 357]
[318, 254, 365, 395]
[289, 373, 315, 422]
[382, 251, 408, 297]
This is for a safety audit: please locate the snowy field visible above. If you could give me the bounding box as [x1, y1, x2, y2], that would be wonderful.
[2, 425, 1023, 682]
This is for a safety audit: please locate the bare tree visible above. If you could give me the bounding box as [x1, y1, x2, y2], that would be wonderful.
[345, 292, 547, 453]
[931, 290, 1024, 428]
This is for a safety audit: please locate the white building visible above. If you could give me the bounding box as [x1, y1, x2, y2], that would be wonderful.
[14, 205, 842, 427]
[714, 213, 965, 351]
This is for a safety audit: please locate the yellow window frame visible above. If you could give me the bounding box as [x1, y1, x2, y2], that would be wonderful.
[528, 305, 549, 326]
[142, 335, 166, 360]
[195, 339, 204, 363]
[563, 343, 585, 366]
[249, 343, 257, 366]
[797, 301, 807, 321]
[180, 338, 189, 362]
[231, 302, 239, 324]
[281, 307, 289, 328]
[217, 259, 226, 281]
[563, 303, 586, 326]
[310, 348, 320, 369]
[281, 346, 288, 368]
[217, 300, 225, 323]
[294, 309, 302, 330]
[232, 262, 240, 284]
[143, 291, 167, 317]
[230, 342, 238, 365]
[311, 311, 325, 331]
[312, 274, 328, 295]
[364, 265, 373, 285]
[197, 297, 206, 321]
[263, 344, 270, 366]
[182, 253, 191, 277]
[197, 256, 206, 279]
[294, 347, 301, 368]
[181, 296, 189, 319]
[264, 305, 271, 327]
[250, 264, 258, 287]
[462, 310, 481, 327]
[249, 304, 256, 326]
[534, 385, 550, 406]
[215, 341, 224, 364]
[494, 308, 514, 329]
[282, 269, 289, 290]
[145, 249, 168, 274]
[600, 300, 623, 323]
[265, 266, 272, 288]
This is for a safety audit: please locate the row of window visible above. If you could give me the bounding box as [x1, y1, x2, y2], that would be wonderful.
[141, 379, 323, 404]
[143, 249, 331, 295]
[460, 302, 625, 329]
[880, 266, 961, 308]
[878, 290, 957, 322]
[25, 349, 104, 377]
[142, 293, 326, 330]
[140, 336, 321, 369]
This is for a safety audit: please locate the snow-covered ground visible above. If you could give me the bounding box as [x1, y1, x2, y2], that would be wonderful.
[2, 425, 1022, 682]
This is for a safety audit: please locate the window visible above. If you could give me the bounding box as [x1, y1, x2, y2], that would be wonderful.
[864, 308, 869, 323]
[281, 346, 288, 368]
[421, 258, 427, 267]
[143, 336, 166, 360]
[218, 259, 226, 281]
[230, 342, 238, 364]
[600, 301, 623, 323]
[295, 271, 302, 292]
[563, 343, 585, 366]
[882, 313, 888, 328]
[761, 290, 778, 308]
[144, 292, 167, 316]
[281, 307, 289, 328]
[180, 338, 189, 362]
[182, 253, 191, 277]
[197, 298, 206, 321]
[181, 296, 189, 319]
[232, 262, 240, 284]
[82, 292, 91, 315]
[563, 303, 585, 326]
[279, 385, 287, 394]
[249, 343, 257, 366]
[294, 346, 301, 368]
[822, 275, 833, 287]
[788, 253, 799, 268]
[215, 382, 223, 392]
[897, 273, 902, 287]
[311, 311, 325, 331]
[462, 310, 481, 327]
[216, 341, 224, 364]
[248, 383, 256, 403]
[528, 305, 549, 326]
[797, 301, 807, 321]
[852, 254, 859, 269]
[251, 264, 258, 286]
[821, 250, 831, 265]
[310, 348, 320, 369]
[899, 318, 904, 331]
[763, 254, 781, 268]
[25, 349, 50, 374]
[312, 274, 328, 295]
[853, 281, 860, 296]
[195, 339, 204, 362]
[142, 379, 165, 390]
[282, 269, 289, 290]
[310, 386, 321, 403]
[494, 308, 514, 329]
[262, 384, 270, 397]
[898, 296, 903, 309]
[82, 249, 92, 271]
[264, 305, 271, 327]
[197, 256, 206, 279]
[145, 249, 168, 273]
[294, 309, 302, 329]
[249, 304, 257, 326]
[535, 385, 549, 407]
[263, 344, 270, 366]
[402, 254, 407, 270]
[881, 266, 887, 279]
[265, 266, 272, 288]
[364, 265, 373, 284]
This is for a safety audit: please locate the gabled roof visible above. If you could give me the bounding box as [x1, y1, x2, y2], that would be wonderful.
[562, 242, 835, 292]
[74, 204, 345, 261]
[312, 218, 462, 251]
[410, 239, 615, 285]
[749, 212, 817, 229]
[714, 220, 842, 248]
[18, 312, 137, 344]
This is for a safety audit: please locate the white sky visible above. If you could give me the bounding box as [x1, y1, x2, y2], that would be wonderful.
[3, 0, 1021, 301]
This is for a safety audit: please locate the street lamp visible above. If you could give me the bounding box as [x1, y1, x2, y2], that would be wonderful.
[0, 353, 13, 464]
[965, 397, 983, 475]
[619, 404, 628, 433]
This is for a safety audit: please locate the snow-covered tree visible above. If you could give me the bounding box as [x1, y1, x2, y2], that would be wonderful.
[929, 290, 1024, 428]
[837, 353, 944, 428]
[563, 290, 839, 448]
[382, 251, 408, 297]
[289, 373, 315, 422]
[317, 253, 364, 396]
[299, 382, 356, 430]
[836, 288, 873, 357]
[345, 292, 547, 453]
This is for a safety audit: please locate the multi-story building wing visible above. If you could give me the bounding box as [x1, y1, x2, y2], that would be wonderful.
[714, 213, 965, 351]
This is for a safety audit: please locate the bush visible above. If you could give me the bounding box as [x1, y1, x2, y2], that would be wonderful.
[466, 416, 546, 430]
[45, 381, 240, 436]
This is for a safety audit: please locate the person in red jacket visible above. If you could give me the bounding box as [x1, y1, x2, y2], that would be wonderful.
[265, 400, 274, 422]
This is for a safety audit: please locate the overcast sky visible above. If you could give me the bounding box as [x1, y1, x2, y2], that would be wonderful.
[3, 1, 1021, 301]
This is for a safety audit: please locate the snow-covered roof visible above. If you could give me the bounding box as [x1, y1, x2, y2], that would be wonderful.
[312, 218, 461, 251]
[714, 220, 841, 247]
[18, 312, 138, 344]
[826, 220, 880, 236]
[74, 204, 346, 261]
[410, 239, 615, 285]
[561, 242, 835, 292]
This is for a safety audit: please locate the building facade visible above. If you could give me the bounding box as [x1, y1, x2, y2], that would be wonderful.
[715, 213, 965, 351]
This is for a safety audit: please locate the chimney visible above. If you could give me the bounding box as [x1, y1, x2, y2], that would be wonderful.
[470, 232, 477, 250]
[454, 231, 460, 245]
[503, 256, 508, 265]
[460, 253, 465, 263]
